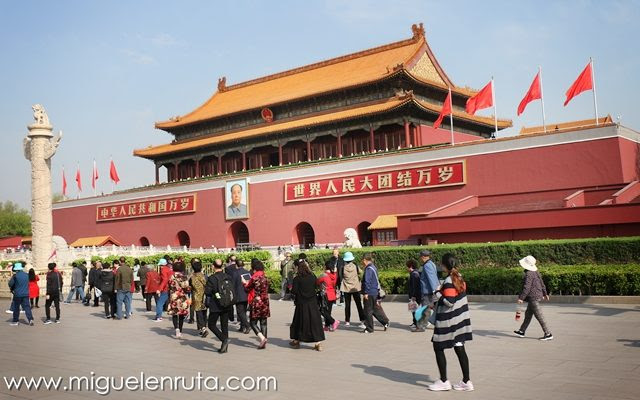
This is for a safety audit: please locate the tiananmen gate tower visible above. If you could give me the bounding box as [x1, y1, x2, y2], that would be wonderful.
[52, 24, 640, 249]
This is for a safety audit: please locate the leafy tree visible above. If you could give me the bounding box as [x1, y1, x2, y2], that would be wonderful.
[0, 201, 31, 237]
[52, 192, 64, 203]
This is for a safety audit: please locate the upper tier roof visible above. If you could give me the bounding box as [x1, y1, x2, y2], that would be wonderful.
[155, 23, 475, 130]
[136, 94, 512, 159]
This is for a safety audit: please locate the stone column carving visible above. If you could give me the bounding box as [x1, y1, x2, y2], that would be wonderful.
[23, 104, 61, 271]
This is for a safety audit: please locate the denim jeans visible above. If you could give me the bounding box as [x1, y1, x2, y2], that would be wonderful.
[116, 290, 132, 319]
[12, 296, 33, 322]
[65, 286, 85, 302]
[155, 291, 168, 319]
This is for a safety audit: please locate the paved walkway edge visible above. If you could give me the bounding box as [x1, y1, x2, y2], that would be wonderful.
[270, 294, 640, 304]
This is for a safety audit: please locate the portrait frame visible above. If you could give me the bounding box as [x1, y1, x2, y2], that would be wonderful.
[225, 178, 249, 220]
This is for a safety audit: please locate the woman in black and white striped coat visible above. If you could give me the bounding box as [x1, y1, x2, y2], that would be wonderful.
[428, 253, 474, 392]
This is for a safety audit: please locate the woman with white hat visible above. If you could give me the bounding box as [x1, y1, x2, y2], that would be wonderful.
[340, 251, 365, 327]
[514, 255, 553, 341]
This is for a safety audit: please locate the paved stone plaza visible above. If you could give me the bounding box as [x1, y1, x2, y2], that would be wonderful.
[0, 298, 638, 399]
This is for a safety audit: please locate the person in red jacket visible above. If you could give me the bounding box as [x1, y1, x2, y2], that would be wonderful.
[145, 266, 161, 312]
[154, 258, 174, 321]
[316, 260, 339, 331]
[28, 268, 40, 308]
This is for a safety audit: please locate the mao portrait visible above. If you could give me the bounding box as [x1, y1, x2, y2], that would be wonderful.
[225, 179, 249, 220]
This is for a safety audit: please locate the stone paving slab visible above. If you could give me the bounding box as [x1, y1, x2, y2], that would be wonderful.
[0, 298, 638, 399]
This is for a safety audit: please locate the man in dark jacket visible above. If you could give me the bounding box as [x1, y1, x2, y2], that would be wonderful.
[8, 262, 34, 325]
[115, 259, 134, 320]
[205, 262, 233, 353]
[76, 261, 88, 300]
[86, 261, 101, 307]
[407, 260, 423, 331]
[224, 256, 237, 324]
[97, 262, 115, 318]
[360, 253, 389, 334]
[44, 262, 63, 324]
[231, 260, 251, 334]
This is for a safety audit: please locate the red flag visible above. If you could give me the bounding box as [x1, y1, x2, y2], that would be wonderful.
[91, 160, 99, 189]
[75, 165, 82, 192]
[109, 160, 120, 184]
[564, 62, 593, 106]
[62, 168, 67, 196]
[47, 248, 57, 261]
[465, 81, 493, 115]
[517, 72, 542, 116]
[433, 90, 452, 130]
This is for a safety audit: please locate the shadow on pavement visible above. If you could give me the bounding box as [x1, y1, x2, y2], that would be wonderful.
[352, 364, 431, 387]
[473, 329, 522, 339]
[617, 338, 640, 347]
[559, 306, 640, 317]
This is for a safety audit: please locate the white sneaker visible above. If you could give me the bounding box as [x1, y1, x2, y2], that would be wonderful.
[453, 380, 474, 391]
[175, 329, 182, 339]
[9, 321, 19, 326]
[428, 380, 452, 391]
[5, 310, 12, 314]
[359, 322, 366, 329]
[344, 322, 351, 326]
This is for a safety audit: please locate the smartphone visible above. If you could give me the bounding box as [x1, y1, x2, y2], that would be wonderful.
[241, 273, 251, 281]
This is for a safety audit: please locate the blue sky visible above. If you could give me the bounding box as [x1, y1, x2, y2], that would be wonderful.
[2, 0, 639, 209]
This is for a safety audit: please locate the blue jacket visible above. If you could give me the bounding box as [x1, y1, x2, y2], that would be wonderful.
[9, 271, 30, 297]
[361, 263, 379, 296]
[420, 260, 439, 295]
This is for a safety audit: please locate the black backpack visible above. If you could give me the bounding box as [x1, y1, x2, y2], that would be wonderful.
[101, 271, 114, 294]
[216, 274, 236, 308]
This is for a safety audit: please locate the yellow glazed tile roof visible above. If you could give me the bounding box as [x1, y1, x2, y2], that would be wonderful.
[156, 25, 469, 130]
[69, 236, 122, 247]
[136, 97, 411, 158]
[135, 95, 512, 158]
[368, 215, 398, 230]
[519, 115, 613, 135]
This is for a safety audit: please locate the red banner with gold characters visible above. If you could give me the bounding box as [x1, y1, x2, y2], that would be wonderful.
[96, 194, 197, 222]
[284, 160, 465, 202]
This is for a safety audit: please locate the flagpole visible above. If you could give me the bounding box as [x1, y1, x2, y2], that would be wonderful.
[111, 156, 114, 194]
[590, 57, 599, 125]
[539, 66, 547, 133]
[491, 77, 498, 139]
[448, 87, 455, 146]
[93, 159, 96, 197]
[62, 165, 66, 200]
[76, 162, 80, 199]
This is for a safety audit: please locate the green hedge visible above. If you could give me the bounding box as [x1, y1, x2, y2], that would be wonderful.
[72, 251, 271, 269]
[297, 237, 640, 270]
[267, 265, 640, 296]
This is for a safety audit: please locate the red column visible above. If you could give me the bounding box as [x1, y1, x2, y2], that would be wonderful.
[337, 133, 342, 157]
[155, 164, 159, 184]
[174, 162, 179, 181]
[195, 159, 200, 178]
[412, 125, 418, 148]
[217, 155, 222, 174]
[278, 144, 283, 166]
[307, 140, 312, 161]
[369, 126, 375, 152]
[242, 152, 246, 171]
[404, 120, 411, 148]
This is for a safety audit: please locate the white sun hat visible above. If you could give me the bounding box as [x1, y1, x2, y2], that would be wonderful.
[519, 255, 538, 271]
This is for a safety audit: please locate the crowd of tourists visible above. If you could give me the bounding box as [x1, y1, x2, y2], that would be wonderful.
[6, 247, 554, 392]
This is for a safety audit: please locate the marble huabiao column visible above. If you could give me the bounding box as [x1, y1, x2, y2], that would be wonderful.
[23, 104, 62, 271]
